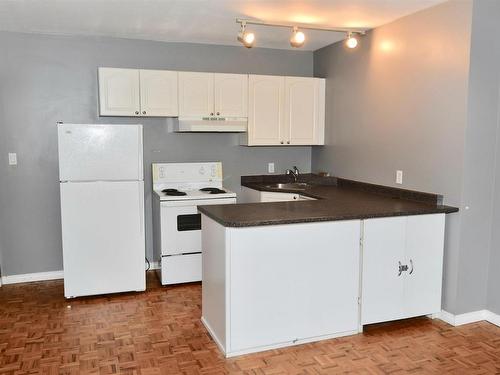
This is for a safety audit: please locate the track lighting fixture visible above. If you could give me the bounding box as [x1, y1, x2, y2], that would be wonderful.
[237, 21, 255, 48]
[236, 19, 366, 50]
[290, 27, 306, 48]
[345, 32, 358, 49]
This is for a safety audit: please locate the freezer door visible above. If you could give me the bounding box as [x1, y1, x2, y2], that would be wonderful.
[58, 123, 143, 181]
[60, 181, 146, 297]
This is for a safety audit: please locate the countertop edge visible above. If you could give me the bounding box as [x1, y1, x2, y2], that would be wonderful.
[198, 205, 459, 228]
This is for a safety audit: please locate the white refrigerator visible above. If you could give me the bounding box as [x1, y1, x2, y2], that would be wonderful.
[58, 123, 146, 298]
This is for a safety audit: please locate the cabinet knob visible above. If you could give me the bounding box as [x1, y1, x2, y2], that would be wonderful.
[293, 196, 297, 200]
[210, 113, 214, 116]
[287, 141, 290, 144]
[135, 111, 139, 115]
[280, 141, 284, 144]
[216, 112, 220, 115]
[142, 111, 146, 115]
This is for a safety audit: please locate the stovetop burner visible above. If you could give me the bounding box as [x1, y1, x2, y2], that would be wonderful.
[200, 187, 227, 194]
[162, 188, 187, 196]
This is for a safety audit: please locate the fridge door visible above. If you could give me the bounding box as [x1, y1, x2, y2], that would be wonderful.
[60, 181, 145, 298]
[58, 123, 143, 181]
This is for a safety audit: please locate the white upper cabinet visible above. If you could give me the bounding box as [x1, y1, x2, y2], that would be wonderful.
[139, 70, 178, 117]
[285, 77, 325, 145]
[214, 73, 248, 117]
[242, 75, 325, 146]
[178, 72, 248, 118]
[99, 67, 178, 117]
[178, 72, 215, 117]
[97, 68, 323, 138]
[99, 68, 140, 116]
[245, 75, 286, 146]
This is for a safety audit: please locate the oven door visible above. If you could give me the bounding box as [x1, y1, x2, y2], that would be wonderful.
[160, 198, 236, 256]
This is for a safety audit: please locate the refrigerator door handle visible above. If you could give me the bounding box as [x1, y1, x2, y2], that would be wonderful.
[137, 125, 144, 180]
[139, 184, 144, 235]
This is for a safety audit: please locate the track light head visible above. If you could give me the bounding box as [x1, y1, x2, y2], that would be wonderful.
[237, 22, 255, 48]
[290, 26, 305, 48]
[345, 32, 358, 49]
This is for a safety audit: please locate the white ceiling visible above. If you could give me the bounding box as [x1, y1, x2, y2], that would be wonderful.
[0, 0, 446, 51]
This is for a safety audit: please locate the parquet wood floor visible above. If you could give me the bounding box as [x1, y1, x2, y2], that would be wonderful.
[1, 272, 499, 374]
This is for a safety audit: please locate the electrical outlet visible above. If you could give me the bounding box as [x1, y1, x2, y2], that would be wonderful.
[268, 163, 275, 173]
[396, 170, 403, 184]
[8, 153, 17, 166]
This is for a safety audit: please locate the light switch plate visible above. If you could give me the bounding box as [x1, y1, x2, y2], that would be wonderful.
[8, 153, 17, 166]
[268, 163, 275, 173]
[396, 170, 403, 184]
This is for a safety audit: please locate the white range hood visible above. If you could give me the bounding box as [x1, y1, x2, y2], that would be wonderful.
[175, 116, 247, 133]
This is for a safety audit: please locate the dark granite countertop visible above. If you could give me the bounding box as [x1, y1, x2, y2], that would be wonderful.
[198, 174, 459, 227]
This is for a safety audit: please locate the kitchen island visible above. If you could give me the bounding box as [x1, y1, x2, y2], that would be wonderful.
[199, 175, 458, 357]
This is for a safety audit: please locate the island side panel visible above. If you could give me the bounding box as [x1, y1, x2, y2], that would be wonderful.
[227, 220, 361, 355]
[201, 214, 229, 353]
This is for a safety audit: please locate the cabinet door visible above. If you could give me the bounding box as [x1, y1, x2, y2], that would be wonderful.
[404, 214, 445, 317]
[285, 77, 325, 145]
[214, 73, 248, 117]
[229, 221, 360, 352]
[98, 68, 140, 116]
[139, 70, 178, 117]
[247, 75, 285, 145]
[178, 72, 214, 116]
[362, 217, 406, 325]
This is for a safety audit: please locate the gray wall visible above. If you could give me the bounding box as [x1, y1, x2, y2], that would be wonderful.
[0, 31, 313, 276]
[312, 1, 473, 313]
[475, 0, 500, 315]
[458, 0, 500, 315]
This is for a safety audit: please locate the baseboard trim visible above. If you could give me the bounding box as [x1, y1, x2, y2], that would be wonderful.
[1, 262, 159, 285]
[438, 309, 500, 327]
[1, 270, 64, 285]
[201, 316, 227, 356]
[149, 261, 161, 270]
[224, 330, 359, 358]
[485, 310, 500, 327]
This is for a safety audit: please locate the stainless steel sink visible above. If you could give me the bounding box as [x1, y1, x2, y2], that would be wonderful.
[264, 182, 310, 190]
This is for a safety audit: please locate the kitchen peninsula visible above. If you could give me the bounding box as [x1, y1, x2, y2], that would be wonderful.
[199, 174, 458, 357]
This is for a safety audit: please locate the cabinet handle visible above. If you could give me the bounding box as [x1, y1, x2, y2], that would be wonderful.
[293, 196, 297, 200]
[216, 112, 220, 115]
[135, 111, 139, 115]
[280, 141, 284, 144]
[210, 112, 214, 116]
[398, 261, 409, 276]
[409, 259, 414, 274]
[142, 111, 146, 115]
[287, 141, 290, 144]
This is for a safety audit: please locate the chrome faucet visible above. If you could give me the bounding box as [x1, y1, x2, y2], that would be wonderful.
[285, 166, 300, 182]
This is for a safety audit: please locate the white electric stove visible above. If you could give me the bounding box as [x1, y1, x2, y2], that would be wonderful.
[152, 162, 236, 285]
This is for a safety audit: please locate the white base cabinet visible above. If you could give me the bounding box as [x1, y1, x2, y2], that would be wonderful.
[201, 209, 447, 357]
[361, 214, 445, 325]
[201, 216, 361, 357]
